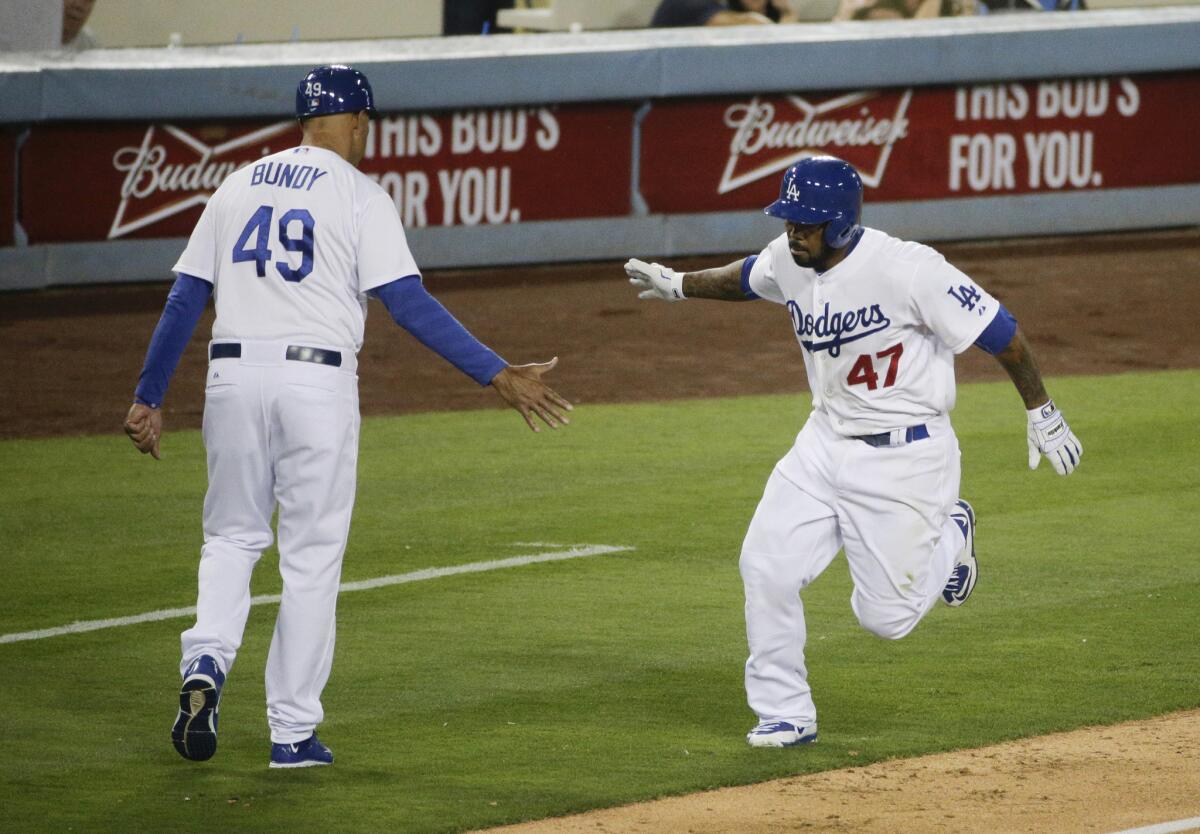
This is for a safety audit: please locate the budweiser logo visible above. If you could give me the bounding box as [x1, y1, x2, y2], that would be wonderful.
[718, 90, 912, 194]
[108, 122, 295, 239]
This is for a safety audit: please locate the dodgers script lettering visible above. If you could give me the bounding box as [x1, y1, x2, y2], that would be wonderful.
[786, 300, 892, 357]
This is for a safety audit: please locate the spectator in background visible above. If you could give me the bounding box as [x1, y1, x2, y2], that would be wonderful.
[63, 0, 98, 48]
[833, 0, 1078, 16]
[977, 0, 1083, 11]
[444, 0, 515, 34]
[651, 0, 799, 27]
[833, 0, 976, 18]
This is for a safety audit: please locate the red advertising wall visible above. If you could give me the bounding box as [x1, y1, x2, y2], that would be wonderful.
[361, 106, 632, 229]
[0, 130, 15, 247]
[14, 72, 1200, 246]
[19, 104, 635, 243]
[640, 73, 1200, 213]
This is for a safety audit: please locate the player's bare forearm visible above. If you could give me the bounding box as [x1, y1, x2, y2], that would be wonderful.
[994, 327, 1050, 409]
[681, 260, 752, 301]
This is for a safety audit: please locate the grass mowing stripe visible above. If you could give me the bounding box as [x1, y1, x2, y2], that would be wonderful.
[0, 544, 632, 645]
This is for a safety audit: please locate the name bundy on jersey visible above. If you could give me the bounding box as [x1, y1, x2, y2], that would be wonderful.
[250, 162, 329, 192]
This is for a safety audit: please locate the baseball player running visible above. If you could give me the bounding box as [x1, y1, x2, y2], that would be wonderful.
[625, 155, 1081, 747]
[123, 64, 571, 768]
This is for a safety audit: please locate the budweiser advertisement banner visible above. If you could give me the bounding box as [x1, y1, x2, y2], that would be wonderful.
[0, 130, 15, 247]
[19, 104, 634, 243]
[640, 72, 1200, 213]
[12, 72, 1199, 245]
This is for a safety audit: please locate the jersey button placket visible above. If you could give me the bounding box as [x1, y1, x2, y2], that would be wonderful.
[814, 282, 833, 400]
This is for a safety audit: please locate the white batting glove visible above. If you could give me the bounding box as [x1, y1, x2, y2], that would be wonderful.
[1027, 399, 1082, 476]
[625, 258, 685, 302]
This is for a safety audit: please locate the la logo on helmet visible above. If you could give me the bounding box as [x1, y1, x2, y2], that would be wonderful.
[786, 181, 801, 200]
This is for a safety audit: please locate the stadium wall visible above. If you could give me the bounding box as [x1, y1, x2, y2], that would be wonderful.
[1, 8, 1198, 290]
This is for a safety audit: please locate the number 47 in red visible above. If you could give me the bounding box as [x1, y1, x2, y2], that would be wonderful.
[846, 343, 904, 390]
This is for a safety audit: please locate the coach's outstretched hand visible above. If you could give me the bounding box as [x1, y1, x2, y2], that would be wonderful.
[490, 358, 573, 432]
[124, 402, 163, 460]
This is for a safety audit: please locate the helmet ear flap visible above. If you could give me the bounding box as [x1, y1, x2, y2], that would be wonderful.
[823, 218, 856, 249]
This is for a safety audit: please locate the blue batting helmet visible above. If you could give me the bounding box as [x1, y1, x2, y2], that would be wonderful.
[295, 65, 376, 121]
[764, 156, 863, 249]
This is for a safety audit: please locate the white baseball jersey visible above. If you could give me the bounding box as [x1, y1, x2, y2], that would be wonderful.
[747, 227, 1000, 435]
[173, 144, 419, 352]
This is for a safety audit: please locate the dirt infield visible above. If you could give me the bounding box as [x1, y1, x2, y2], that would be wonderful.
[479, 710, 1200, 834]
[2, 227, 1199, 833]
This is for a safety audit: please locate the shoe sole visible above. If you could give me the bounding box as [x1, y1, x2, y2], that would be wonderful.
[171, 677, 219, 761]
[747, 731, 818, 748]
[268, 759, 333, 769]
[944, 501, 978, 607]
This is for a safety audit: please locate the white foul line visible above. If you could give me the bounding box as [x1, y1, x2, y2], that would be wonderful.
[1106, 818, 1200, 834]
[0, 544, 633, 646]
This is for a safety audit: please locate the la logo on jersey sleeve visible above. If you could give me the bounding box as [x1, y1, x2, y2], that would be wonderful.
[947, 282, 990, 318]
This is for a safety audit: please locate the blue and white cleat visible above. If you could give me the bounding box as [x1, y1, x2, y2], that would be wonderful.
[746, 720, 818, 748]
[942, 499, 978, 607]
[269, 734, 334, 769]
[171, 654, 225, 761]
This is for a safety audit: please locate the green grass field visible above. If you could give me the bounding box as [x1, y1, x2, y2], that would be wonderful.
[2, 370, 1198, 833]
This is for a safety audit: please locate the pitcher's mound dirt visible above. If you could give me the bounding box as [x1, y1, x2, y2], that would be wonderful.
[479, 710, 1200, 834]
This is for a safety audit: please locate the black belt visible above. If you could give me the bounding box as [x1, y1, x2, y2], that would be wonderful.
[209, 343, 342, 368]
[854, 424, 929, 448]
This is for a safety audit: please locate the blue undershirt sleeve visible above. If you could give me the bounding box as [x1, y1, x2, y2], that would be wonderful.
[370, 276, 508, 386]
[133, 273, 213, 407]
[740, 256, 760, 300]
[973, 304, 1018, 355]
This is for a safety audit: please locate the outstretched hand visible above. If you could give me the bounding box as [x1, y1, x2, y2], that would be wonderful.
[490, 358, 573, 432]
[124, 402, 163, 459]
[625, 258, 685, 302]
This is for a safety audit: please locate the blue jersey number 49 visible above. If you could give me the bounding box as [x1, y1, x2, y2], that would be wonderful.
[232, 205, 315, 283]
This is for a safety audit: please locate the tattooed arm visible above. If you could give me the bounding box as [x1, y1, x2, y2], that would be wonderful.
[625, 257, 756, 303]
[993, 327, 1050, 409]
[681, 259, 755, 302]
[992, 325, 1084, 475]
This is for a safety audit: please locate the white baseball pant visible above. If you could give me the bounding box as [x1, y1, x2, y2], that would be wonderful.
[180, 339, 360, 744]
[740, 409, 964, 726]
